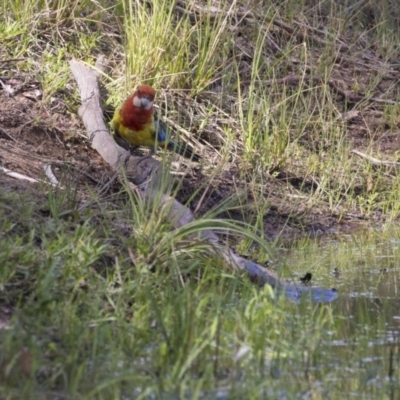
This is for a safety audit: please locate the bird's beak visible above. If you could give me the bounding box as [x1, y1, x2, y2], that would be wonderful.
[133, 95, 153, 110]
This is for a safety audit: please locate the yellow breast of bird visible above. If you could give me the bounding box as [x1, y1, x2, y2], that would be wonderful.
[118, 124, 155, 146]
[112, 119, 160, 147]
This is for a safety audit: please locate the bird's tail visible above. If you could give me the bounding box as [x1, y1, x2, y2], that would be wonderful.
[166, 141, 201, 162]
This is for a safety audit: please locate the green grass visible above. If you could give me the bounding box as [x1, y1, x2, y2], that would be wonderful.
[0, 182, 335, 398]
[2, 0, 400, 398]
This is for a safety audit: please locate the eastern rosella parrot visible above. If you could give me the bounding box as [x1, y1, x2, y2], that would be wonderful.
[110, 85, 201, 161]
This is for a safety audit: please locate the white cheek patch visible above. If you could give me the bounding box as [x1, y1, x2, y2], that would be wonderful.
[133, 96, 142, 108]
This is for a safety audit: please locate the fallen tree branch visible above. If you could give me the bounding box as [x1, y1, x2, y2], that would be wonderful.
[351, 149, 400, 166]
[69, 57, 338, 303]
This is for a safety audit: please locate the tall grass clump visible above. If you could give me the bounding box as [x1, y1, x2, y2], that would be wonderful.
[114, 0, 234, 92]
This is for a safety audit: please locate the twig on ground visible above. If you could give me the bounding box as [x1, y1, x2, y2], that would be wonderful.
[351, 149, 400, 166]
[0, 165, 63, 187]
[0, 126, 18, 142]
[1, 166, 39, 183]
[0, 58, 25, 63]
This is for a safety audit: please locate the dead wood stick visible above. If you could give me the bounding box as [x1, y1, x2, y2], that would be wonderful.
[351, 149, 400, 166]
[0, 166, 39, 183]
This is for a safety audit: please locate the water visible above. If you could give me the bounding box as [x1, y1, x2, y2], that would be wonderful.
[279, 228, 400, 399]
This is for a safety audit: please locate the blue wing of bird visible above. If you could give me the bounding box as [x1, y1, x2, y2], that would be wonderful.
[153, 111, 201, 161]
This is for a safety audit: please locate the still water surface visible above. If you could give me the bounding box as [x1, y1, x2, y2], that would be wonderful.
[282, 228, 400, 398]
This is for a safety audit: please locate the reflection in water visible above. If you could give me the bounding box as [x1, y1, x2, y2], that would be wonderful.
[282, 229, 400, 398]
[285, 230, 400, 341]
